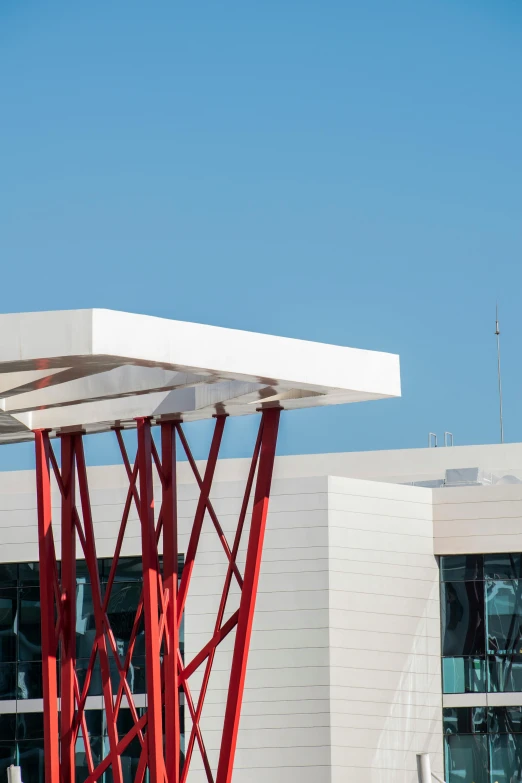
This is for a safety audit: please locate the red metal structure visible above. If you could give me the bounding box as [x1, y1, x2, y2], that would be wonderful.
[34, 407, 280, 783]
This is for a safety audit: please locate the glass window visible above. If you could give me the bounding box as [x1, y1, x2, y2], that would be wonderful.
[75, 734, 103, 783]
[0, 714, 16, 740]
[445, 733, 488, 783]
[488, 656, 522, 693]
[18, 739, 45, 783]
[441, 555, 483, 582]
[76, 582, 96, 659]
[0, 554, 184, 778]
[0, 744, 17, 781]
[84, 709, 103, 738]
[102, 557, 143, 583]
[107, 582, 144, 656]
[442, 581, 485, 656]
[76, 559, 104, 584]
[444, 707, 487, 735]
[485, 554, 522, 581]
[116, 708, 145, 783]
[19, 587, 42, 661]
[489, 732, 522, 783]
[18, 563, 43, 586]
[110, 655, 147, 696]
[17, 713, 44, 741]
[489, 708, 522, 735]
[76, 657, 103, 697]
[0, 588, 18, 663]
[0, 662, 17, 700]
[0, 564, 18, 586]
[443, 657, 486, 693]
[18, 661, 43, 699]
[486, 580, 522, 656]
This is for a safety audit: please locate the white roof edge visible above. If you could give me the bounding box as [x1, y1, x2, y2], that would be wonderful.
[0, 308, 400, 438]
[91, 309, 401, 397]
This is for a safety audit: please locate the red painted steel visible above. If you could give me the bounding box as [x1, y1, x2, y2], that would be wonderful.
[216, 407, 281, 783]
[60, 434, 77, 783]
[75, 436, 124, 783]
[162, 422, 181, 783]
[34, 407, 280, 783]
[136, 417, 165, 783]
[34, 430, 60, 783]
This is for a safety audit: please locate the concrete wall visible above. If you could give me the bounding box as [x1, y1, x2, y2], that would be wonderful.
[327, 476, 443, 783]
[181, 474, 332, 783]
[433, 483, 522, 555]
[0, 467, 333, 783]
[0, 458, 451, 783]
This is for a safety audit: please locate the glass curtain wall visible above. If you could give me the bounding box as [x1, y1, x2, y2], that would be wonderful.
[441, 554, 522, 693]
[0, 557, 184, 783]
[441, 554, 522, 783]
[444, 706, 522, 783]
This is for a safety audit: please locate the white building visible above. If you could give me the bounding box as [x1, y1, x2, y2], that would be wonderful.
[0, 309, 518, 783]
[3, 440, 522, 783]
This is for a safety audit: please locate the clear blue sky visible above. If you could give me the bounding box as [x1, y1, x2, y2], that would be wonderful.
[0, 0, 521, 469]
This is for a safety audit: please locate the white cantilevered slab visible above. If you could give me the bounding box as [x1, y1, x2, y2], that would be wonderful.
[0, 309, 401, 441]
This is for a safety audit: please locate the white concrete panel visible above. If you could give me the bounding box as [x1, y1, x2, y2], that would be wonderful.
[0, 308, 401, 439]
[326, 476, 442, 783]
[0, 457, 454, 783]
[329, 627, 440, 656]
[329, 608, 440, 638]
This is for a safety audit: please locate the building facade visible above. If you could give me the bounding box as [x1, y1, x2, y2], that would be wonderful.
[3, 441, 522, 782]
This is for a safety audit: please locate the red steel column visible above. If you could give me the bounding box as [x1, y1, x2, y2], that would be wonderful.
[162, 422, 180, 783]
[216, 407, 281, 783]
[60, 433, 77, 783]
[34, 430, 60, 783]
[136, 417, 165, 783]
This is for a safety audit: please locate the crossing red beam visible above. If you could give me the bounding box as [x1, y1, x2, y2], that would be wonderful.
[34, 407, 280, 783]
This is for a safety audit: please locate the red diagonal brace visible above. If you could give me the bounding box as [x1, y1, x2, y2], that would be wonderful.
[35, 405, 280, 783]
[216, 407, 281, 783]
[35, 430, 60, 783]
[162, 421, 181, 783]
[137, 417, 165, 783]
[75, 437, 124, 783]
[60, 433, 77, 783]
[176, 415, 226, 622]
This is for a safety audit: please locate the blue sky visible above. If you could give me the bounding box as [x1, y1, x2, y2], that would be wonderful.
[0, 0, 521, 469]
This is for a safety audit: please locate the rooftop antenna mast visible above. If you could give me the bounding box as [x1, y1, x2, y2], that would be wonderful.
[495, 303, 504, 444]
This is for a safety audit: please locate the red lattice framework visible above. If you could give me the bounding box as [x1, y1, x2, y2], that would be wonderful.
[34, 407, 280, 783]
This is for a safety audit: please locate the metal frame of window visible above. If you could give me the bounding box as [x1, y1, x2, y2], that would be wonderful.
[34, 408, 280, 783]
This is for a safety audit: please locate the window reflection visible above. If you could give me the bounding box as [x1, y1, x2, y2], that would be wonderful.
[443, 657, 486, 693]
[18, 741, 45, 783]
[489, 708, 522, 735]
[0, 744, 16, 781]
[489, 733, 522, 783]
[485, 554, 522, 581]
[445, 733, 488, 783]
[0, 662, 17, 699]
[486, 580, 522, 656]
[442, 581, 485, 656]
[107, 582, 144, 657]
[19, 587, 42, 661]
[0, 589, 17, 663]
[0, 556, 184, 783]
[441, 555, 483, 582]
[18, 661, 43, 699]
[488, 657, 522, 693]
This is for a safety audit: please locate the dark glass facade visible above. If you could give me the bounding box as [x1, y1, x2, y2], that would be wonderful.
[0, 557, 184, 783]
[441, 555, 522, 783]
[444, 707, 522, 783]
[441, 554, 522, 694]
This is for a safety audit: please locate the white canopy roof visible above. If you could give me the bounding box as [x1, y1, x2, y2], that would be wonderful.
[0, 309, 401, 441]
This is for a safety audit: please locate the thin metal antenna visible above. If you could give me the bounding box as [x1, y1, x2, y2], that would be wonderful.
[495, 303, 504, 444]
